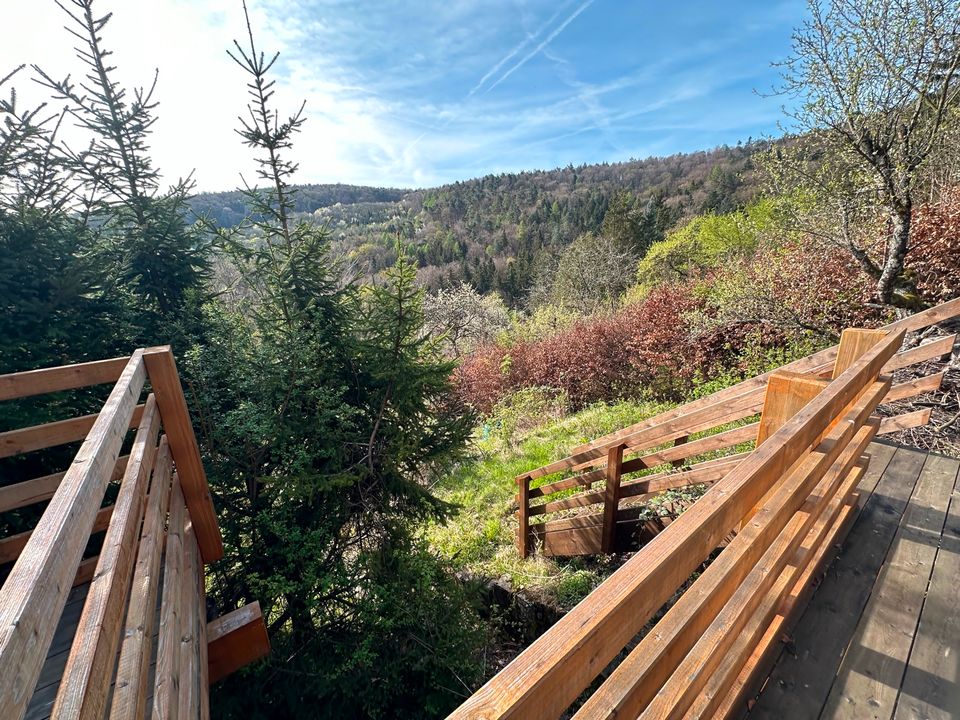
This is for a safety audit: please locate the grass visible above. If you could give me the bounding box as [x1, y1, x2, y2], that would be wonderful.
[427, 396, 672, 609]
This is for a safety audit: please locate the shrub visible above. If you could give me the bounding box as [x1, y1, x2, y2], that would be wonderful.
[908, 187, 960, 303]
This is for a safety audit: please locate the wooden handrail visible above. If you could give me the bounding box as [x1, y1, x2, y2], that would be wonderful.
[0, 350, 146, 720]
[0, 356, 130, 402]
[451, 329, 902, 720]
[0, 404, 145, 459]
[53, 395, 161, 719]
[144, 346, 223, 563]
[111, 437, 174, 720]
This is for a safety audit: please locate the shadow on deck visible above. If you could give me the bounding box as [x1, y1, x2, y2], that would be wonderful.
[745, 440, 960, 720]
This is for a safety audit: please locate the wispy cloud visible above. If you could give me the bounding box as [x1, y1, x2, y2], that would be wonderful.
[1, 0, 806, 189]
[486, 0, 597, 92]
[469, 1, 573, 96]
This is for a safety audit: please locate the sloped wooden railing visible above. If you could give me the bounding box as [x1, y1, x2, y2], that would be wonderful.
[0, 347, 269, 720]
[516, 299, 960, 558]
[451, 327, 904, 720]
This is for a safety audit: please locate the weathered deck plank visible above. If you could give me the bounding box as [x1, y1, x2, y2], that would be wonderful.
[747, 443, 927, 719]
[893, 458, 960, 720]
[820, 452, 957, 718]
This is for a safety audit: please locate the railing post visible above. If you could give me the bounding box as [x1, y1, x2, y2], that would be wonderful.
[671, 435, 688, 468]
[518, 476, 531, 558]
[601, 444, 626, 553]
[143, 346, 223, 563]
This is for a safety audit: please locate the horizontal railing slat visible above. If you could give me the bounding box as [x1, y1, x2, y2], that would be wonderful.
[0, 350, 146, 720]
[0, 356, 130, 402]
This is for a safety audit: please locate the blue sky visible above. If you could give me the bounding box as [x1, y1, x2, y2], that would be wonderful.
[5, 0, 807, 190]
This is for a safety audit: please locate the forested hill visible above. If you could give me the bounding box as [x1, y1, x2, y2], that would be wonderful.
[188, 183, 409, 228]
[189, 141, 766, 304]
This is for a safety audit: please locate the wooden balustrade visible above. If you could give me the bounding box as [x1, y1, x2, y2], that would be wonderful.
[0, 347, 268, 720]
[452, 327, 904, 719]
[516, 300, 959, 558]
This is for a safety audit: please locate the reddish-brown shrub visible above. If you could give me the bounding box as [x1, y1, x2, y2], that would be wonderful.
[909, 188, 960, 303]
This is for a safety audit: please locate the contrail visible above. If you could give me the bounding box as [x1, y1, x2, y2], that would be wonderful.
[486, 0, 596, 93]
[469, 1, 572, 96]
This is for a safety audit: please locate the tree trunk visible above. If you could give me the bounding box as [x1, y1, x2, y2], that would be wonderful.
[876, 208, 910, 304]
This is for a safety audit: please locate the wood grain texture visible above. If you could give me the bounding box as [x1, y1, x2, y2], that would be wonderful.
[713, 442, 898, 720]
[573, 405, 882, 720]
[52, 395, 161, 720]
[601, 445, 624, 553]
[110, 437, 174, 720]
[0, 505, 114, 565]
[143, 347, 223, 564]
[0, 351, 145, 720]
[820, 452, 956, 719]
[747, 445, 927, 720]
[207, 602, 271, 684]
[153, 478, 186, 720]
[0, 356, 129, 402]
[178, 522, 201, 720]
[893, 454, 960, 720]
[833, 329, 888, 379]
[686, 461, 867, 720]
[884, 371, 946, 403]
[0, 456, 129, 514]
[757, 372, 828, 445]
[0, 404, 145, 460]
[878, 408, 932, 435]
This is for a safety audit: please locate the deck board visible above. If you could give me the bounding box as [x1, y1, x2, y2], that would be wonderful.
[893, 456, 960, 720]
[747, 442, 960, 720]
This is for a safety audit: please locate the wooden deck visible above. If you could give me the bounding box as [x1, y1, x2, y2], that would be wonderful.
[746, 440, 960, 720]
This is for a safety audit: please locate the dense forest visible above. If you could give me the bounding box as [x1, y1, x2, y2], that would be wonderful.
[191, 142, 762, 304]
[2, 0, 960, 718]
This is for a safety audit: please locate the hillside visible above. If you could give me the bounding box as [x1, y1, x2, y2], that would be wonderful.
[189, 142, 766, 304]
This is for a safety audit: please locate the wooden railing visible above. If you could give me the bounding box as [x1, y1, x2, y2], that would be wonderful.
[451, 326, 906, 719]
[516, 299, 960, 558]
[0, 347, 269, 720]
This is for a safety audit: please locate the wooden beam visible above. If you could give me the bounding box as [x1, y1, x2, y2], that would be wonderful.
[0, 404, 145, 460]
[0, 455, 129, 514]
[572, 407, 882, 720]
[52, 395, 161, 720]
[528, 452, 749, 517]
[143, 346, 223, 563]
[154, 478, 186, 720]
[601, 445, 625, 554]
[178, 521, 202, 720]
[110, 437, 174, 720]
[878, 408, 933, 435]
[517, 476, 530, 558]
[883, 334, 956, 372]
[0, 351, 145, 720]
[0, 504, 114, 565]
[884, 370, 946, 403]
[207, 602, 271, 684]
[447, 331, 901, 720]
[635, 434, 874, 720]
[833, 328, 888, 378]
[757, 372, 829, 446]
[0, 356, 130, 402]
[689, 463, 866, 719]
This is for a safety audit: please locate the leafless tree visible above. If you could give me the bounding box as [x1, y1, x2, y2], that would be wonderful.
[777, 0, 960, 304]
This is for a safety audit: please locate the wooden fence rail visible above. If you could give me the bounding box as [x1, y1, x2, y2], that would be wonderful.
[517, 300, 960, 559]
[451, 326, 904, 720]
[0, 347, 268, 720]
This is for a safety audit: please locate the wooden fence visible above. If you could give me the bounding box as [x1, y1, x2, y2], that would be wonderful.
[0, 347, 269, 720]
[516, 299, 960, 558]
[451, 324, 908, 719]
